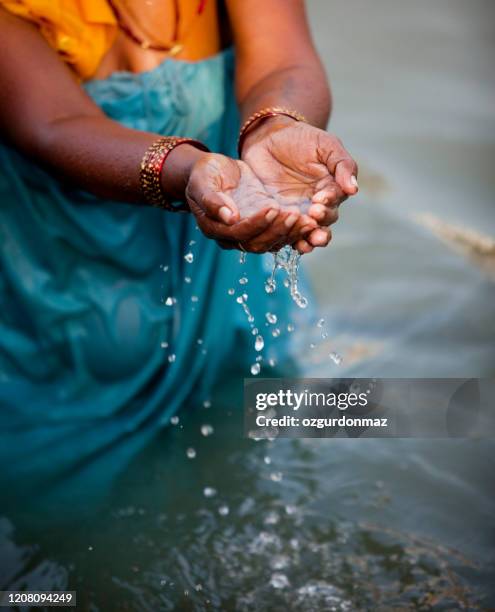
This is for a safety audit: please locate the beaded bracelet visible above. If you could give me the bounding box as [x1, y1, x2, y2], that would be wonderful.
[140, 137, 209, 212]
[237, 107, 308, 156]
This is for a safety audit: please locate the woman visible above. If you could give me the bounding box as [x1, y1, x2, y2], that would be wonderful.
[0, 0, 357, 497]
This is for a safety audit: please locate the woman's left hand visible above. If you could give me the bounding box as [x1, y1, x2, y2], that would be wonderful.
[241, 117, 358, 253]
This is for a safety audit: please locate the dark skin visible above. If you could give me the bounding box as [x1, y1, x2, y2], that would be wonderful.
[0, 1, 357, 254]
[228, 0, 358, 253]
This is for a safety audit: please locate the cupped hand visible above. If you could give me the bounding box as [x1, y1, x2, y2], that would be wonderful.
[185, 153, 317, 253]
[241, 118, 358, 253]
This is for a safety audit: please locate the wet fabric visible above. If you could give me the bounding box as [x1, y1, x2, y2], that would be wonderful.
[0, 50, 303, 501]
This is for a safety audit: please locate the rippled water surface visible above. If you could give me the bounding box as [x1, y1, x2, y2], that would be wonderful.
[1, 1, 495, 610]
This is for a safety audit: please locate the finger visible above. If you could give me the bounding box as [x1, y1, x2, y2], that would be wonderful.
[286, 213, 318, 243]
[308, 205, 339, 226]
[294, 239, 314, 255]
[307, 204, 326, 222]
[192, 200, 280, 243]
[311, 182, 347, 208]
[334, 159, 359, 196]
[201, 189, 240, 225]
[319, 136, 359, 196]
[244, 209, 300, 253]
[307, 227, 332, 247]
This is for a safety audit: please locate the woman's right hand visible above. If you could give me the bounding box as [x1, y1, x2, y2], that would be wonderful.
[185, 154, 318, 253]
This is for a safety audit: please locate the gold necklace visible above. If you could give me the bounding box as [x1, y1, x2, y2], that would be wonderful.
[108, 0, 208, 54]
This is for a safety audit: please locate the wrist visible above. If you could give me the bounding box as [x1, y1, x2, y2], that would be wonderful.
[238, 107, 308, 158]
[160, 143, 208, 201]
[240, 115, 295, 158]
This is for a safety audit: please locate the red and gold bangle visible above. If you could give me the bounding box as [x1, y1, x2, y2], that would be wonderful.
[140, 137, 209, 212]
[237, 107, 308, 156]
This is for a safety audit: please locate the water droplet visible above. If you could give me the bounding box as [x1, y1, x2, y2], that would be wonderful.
[197, 338, 203, 345]
[170, 416, 179, 425]
[239, 276, 248, 285]
[191, 295, 199, 303]
[272, 328, 281, 338]
[310, 343, 316, 349]
[317, 318, 325, 328]
[161, 265, 169, 272]
[321, 331, 328, 339]
[251, 327, 258, 335]
[201, 424, 214, 437]
[270, 573, 290, 589]
[264, 511, 279, 525]
[271, 246, 308, 308]
[186, 447, 196, 459]
[264, 456, 271, 465]
[285, 504, 297, 515]
[329, 351, 343, 365]
[189, 240, 196, 246]
[239, 252, 247, 264]
[184, 276, 191, 284]
[203, 399, 211, 408]
[184, 252, 194, 263]
[287, 324, 295, 333]
[236, 296, 244, 304]
[242, 293, 248, 301]
[168, 354, 176, 363]
[251, 363, 261, 375]
[271, 555, 290, 570]
[203, 486, 216, 498]
[160, 341, 169, 349]
[218, 505, 229, 516]
[165, 297, 174, 306]
[255, 355, 263, 362]
[266, 312, 277, 324]
[265, 279, 276, 294]
[270, 471, 283, 482]
[254, 335, 264, 352]
[268, 358, 276, 367]
[227, 288, 235, 296]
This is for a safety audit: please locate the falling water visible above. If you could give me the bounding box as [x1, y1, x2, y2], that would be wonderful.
[265, 246, 308, 309]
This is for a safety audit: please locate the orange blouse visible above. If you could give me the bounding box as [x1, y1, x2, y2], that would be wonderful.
[0, 0, 220, 80]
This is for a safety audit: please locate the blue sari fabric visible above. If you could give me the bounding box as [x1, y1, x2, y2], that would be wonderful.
[0, 50, 299, 496]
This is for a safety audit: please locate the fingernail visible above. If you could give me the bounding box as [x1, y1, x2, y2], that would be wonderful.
[312, 191, 328, 204]
[219, 206, 233, 223]
[350, 175, 359, 189]
[309, 204, 326, 218]
[265, 209, 278, 222]
[284, 213, 298, 229]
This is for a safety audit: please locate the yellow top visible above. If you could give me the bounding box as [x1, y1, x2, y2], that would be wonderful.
[0, 0, 220, 80]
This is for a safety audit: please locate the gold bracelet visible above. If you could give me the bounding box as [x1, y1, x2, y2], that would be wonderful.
[140, 137, 209, 212]
[237, 107, 308, 156]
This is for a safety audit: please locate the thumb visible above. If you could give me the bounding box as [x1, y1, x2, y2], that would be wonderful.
[334, 159, 359, 196]
[187, 187, 240, 225]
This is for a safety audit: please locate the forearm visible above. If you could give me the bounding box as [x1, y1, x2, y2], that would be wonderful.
[236, 62, 331, 129]
[0, 9, 205, 205]
[23, 115, 205, 203]
[227, 0, 331, 129]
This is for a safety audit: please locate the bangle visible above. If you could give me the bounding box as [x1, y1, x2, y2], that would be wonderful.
[237, 107, 308, 156]
[140, 137, 209, 212]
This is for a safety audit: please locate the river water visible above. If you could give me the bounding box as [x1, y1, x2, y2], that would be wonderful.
[1, 1, 494, 610]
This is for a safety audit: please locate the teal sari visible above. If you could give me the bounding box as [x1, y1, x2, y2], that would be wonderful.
[0, 50, 303, 501]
